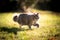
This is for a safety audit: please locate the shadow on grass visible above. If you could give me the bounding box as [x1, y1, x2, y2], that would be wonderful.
[0, 27, 32, 35]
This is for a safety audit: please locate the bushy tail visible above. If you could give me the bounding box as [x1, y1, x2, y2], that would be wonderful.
[13, 15, 18, 22]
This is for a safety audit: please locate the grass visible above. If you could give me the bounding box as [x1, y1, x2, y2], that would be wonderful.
[0, 9, 60, 40]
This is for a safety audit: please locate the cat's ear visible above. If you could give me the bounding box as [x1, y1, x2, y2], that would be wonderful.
[37, 13, 39, 15]
[34, 12, 39, 15]
[35, 13, 39, 15]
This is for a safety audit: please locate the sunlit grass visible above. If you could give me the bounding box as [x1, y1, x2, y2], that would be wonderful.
[0, 13, 19, 28]
[0, 9, 60, 40]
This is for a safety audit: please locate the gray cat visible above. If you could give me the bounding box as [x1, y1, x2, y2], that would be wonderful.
[13, 13, 39, 29]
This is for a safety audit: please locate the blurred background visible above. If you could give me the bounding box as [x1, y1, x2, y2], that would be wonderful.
[0, 0, 60, 13]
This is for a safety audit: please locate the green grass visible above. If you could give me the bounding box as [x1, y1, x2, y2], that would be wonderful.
[0, 9, 60, 40]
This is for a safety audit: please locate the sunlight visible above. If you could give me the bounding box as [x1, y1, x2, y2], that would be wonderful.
[13, 13, 20, 17]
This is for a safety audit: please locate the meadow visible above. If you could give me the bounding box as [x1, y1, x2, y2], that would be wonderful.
[0, 9, 60, 40]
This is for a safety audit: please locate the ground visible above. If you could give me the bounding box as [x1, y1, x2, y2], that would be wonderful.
[0, 9, 60, 40]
